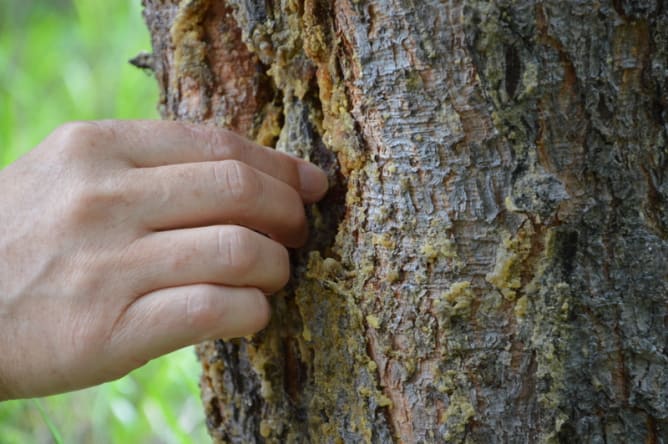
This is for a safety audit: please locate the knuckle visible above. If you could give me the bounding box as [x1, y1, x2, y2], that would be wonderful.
[185, 285, 221, 330]
[209, 289, 271, 339]
[66, 179, 125, 223]
[54, 121, 96, 142]
[214, 160, 261, 207]
[53, 121, 112, 158]
[203, 127, 242, 160]
[217, 227, 258, 275]
[66, 188, 102, 222]
[70, 266, 103, 298]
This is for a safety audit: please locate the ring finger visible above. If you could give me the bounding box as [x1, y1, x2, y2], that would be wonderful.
[127, 225, 290, 295]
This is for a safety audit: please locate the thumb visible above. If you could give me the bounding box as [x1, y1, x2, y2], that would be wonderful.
[108, 284, 271, 364]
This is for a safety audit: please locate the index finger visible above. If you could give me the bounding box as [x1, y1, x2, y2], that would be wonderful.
[99, 119, 329, 203]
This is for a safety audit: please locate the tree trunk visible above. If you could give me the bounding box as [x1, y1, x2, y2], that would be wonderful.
[141, 0, 668, 442]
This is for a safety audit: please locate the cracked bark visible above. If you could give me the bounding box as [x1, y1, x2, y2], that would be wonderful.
[142, 0, 668, 442]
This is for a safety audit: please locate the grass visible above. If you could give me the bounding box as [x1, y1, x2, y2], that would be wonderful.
[0, 0, 209, 442]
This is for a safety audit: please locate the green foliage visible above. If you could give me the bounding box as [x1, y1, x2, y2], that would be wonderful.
[0, 349, 208, 443]
[0, 0, 208, 442]
[32, 400, 65, 444]
[0, 0, 159, 165]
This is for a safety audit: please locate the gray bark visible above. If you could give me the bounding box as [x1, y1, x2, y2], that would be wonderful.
[142, 0, 668, 442]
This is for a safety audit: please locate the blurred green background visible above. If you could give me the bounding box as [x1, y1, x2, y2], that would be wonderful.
[0, 0, 209, 442]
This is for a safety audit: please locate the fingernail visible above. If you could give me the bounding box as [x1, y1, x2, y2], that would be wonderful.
[298, 162, 329, 201]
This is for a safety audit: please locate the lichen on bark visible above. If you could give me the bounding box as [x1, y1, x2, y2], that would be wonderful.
[142, 0, 668, 442]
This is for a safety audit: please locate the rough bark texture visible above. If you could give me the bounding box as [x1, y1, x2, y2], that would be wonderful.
[142, 1, 668, 442]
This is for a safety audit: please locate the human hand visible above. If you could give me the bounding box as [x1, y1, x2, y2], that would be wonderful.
[0, 120, 328, 401]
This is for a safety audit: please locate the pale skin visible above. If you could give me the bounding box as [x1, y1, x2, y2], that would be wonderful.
[0, 120, 329, 401]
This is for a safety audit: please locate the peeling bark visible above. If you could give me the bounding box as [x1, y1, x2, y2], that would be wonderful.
[142, 0, 668, 442]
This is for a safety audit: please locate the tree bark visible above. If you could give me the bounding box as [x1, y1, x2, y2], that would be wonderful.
[142, 0, 668, 442]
